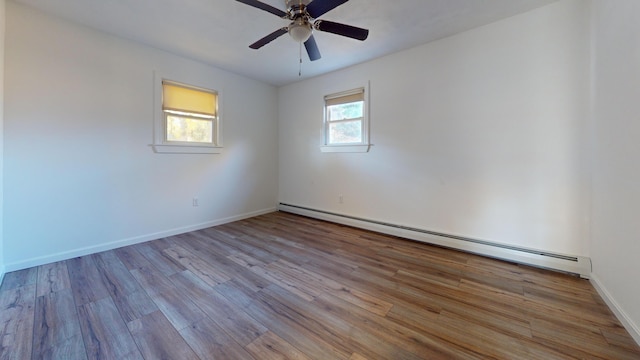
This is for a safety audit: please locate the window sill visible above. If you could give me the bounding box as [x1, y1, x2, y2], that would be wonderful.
[151, 144, 223, 154]
[320, 144, 371, 153]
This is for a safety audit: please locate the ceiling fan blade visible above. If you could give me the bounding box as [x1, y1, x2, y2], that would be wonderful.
[235, 0, 287, 17]
[304, 35, 321, 61]
[315, 20, 369, 41]
[306, 0, 349, 19]
[249, 27, 288, 49]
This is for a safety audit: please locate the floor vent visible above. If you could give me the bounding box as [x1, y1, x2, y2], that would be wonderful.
[278, 203, 591, 278]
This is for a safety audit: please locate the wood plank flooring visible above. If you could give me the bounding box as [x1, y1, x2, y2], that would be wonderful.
[1, 211, 639, 359]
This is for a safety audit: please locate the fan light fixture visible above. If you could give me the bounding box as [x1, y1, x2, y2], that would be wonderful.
[289, 18, 312, 42]
[238, 0, 369, 62]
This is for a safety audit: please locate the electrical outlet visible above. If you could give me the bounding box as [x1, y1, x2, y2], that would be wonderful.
[192, 198, 199, 207]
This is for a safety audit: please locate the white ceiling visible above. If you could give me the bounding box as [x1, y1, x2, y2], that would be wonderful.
[14, 0, 558, 86]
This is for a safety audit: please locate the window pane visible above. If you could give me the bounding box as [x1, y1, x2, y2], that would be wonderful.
[329, 120, 362, 144]
[166, 115, 213, 143]
[328, 101, 363, 121]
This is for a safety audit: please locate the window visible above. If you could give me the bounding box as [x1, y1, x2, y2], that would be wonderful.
[321, 86, 370, 153]
[162, 81, 217, 144]
[151, 74, 222, 154]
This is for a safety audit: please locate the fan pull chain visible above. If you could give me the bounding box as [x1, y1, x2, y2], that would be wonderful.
[299, 42, 303, 77]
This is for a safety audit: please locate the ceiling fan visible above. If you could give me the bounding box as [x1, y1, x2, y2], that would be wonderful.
[235, 0, 369, 61]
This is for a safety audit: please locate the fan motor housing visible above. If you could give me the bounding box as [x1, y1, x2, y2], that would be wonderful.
[286, 0, 311, 8]
[287, 0, 311, 20]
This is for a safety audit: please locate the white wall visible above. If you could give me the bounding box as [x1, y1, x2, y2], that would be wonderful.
[279, 0, 590, 257]
[3, 2, 279, 270]
[590, 0, 640, 343]
[0, 0, 5, 282]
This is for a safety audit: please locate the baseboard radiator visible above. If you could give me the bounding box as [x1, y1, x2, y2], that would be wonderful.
[278, 203, 592, 279]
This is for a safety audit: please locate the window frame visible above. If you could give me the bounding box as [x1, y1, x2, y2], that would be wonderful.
[151, 72, 223, 154]
[320, 83, 370, 153]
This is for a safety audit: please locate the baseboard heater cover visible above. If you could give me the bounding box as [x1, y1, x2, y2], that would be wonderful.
[278, 203, 592, 279]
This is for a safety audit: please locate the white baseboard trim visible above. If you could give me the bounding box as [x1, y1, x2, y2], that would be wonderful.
[590, 274, 640, 346]
[279, 203, 592, 278]
[3, 207, 277, 273]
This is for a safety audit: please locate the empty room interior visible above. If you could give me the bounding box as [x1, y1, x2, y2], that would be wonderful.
[1, 0, 640, 358]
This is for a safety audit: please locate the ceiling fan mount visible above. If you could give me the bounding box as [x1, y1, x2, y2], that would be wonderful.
[235, 0, 369, 61]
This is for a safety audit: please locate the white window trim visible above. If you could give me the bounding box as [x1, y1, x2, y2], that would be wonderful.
[151, 71, 223, 154]
[320, 144, 371, 153]
[320, 81, 371, 153]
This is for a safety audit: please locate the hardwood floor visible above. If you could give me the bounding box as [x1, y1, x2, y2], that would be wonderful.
[1, 211, 639, 359]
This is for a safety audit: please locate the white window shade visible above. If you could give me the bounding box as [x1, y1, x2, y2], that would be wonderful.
[324, 88, 364, 106]
[162, 82, 217, 117]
